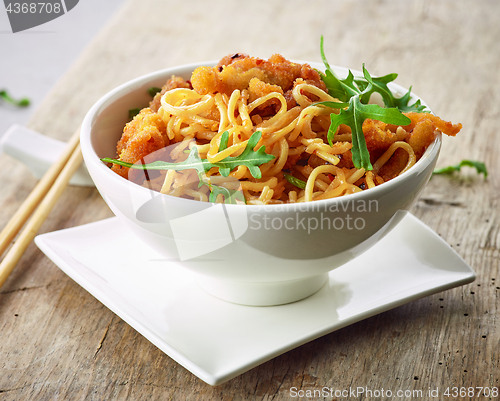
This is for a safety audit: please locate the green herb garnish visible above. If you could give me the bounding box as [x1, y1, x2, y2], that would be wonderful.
[433, 160, 488, 178]
[148, 87, 162, 97]
[219, 130, 229, 152]
[128, 87, 162, 120]
[102, 130, 274, 180]
[128, 108, 141, 119]
[319, 36, 427, 112]
[283, 172, 306, 189]
[356, 69, 427, 113]
[205, 183, 246, 204]
[0, 89, 30, 107]
[318, 95, 411, 170]
[318, 36, 427, 170]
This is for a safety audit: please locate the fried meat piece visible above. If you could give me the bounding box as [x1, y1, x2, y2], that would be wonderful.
[335, 151, 354, 169]
[377, 147, 410, 181]
[371, 112, 462, 179]
[401, 112, 462, 158]
[248, 77, 283, 102]
[246, 77, 285, 115]
[112, 108, 168, 179]
[363, 119, 410, 162]
[326, 112, 462, 178]
[402, 112, 462, 137]
[283, 153, 302, 170]
[191, 53, 326, 98]
[375, 112, 462, 164]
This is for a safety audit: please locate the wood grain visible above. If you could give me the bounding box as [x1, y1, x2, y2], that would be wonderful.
[1, 0, 499, 399]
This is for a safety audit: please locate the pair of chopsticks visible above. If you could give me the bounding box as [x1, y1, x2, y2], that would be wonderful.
[0, 128, 83, 289]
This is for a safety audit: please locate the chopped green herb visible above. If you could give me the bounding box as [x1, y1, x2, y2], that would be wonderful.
[318, 36, 427, 170]
[128, 108, 141, 120]
[283, 172, 306, 189]
[433, 160, 488, 178]
[148, 87, 162, 97]
[102, 131, 274, 180]
[0, 89, 30, 107]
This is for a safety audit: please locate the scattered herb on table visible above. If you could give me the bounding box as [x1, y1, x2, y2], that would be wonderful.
[0, 89, 30, 107]
[317, 36, 428, 171]
[433, 160, 488, 178]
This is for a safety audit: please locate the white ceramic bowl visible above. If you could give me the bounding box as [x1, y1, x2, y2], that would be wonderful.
[81, 61, 440, 306]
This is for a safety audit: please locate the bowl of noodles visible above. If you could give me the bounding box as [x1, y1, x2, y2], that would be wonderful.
[80, 53, 461, 306]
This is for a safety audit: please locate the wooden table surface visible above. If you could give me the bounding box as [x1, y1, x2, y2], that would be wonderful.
[1, 0, 499, 399]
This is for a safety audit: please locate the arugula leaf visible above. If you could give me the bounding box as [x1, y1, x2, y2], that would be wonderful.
[324, 96, 411, 170]
[215, 131, 274, 178]
[391, 89, 428, 113]
[148, 87, 162, 97]
[318, 37, 426, 170]
[103, 146, 211, 178]
[314, 100, 349, 109]
[207, 184, 246, 204]
[319, 38, 365, 102]
[358, 67, 398, 106]
[128, 87, 163, 120]
[319, 38, 428, 113]
[219, 130, 229, 152]
[198, 165, 246, 204]
[360, 66, 428, 112]
[128, 108, 141, 119]
[433, 160, 488, 178]
[102, 131, 275, 180]
[283, 172, 306, 189]
[319, 37, 348, 102]
[0, 89, 30, 107]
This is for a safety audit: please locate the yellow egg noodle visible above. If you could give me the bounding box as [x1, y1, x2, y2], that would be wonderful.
[149, 84, 416, 205]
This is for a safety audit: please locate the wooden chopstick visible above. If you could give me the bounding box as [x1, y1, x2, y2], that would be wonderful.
[0, 128, 83, 288]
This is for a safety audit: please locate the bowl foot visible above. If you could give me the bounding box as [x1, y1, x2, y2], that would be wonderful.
[195, 273, 329, 306]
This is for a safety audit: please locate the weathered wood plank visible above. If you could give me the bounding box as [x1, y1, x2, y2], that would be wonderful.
[1, 0, 499, 399]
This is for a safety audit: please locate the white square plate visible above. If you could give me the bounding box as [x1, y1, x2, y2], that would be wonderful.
[35, 213, 475, 385]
